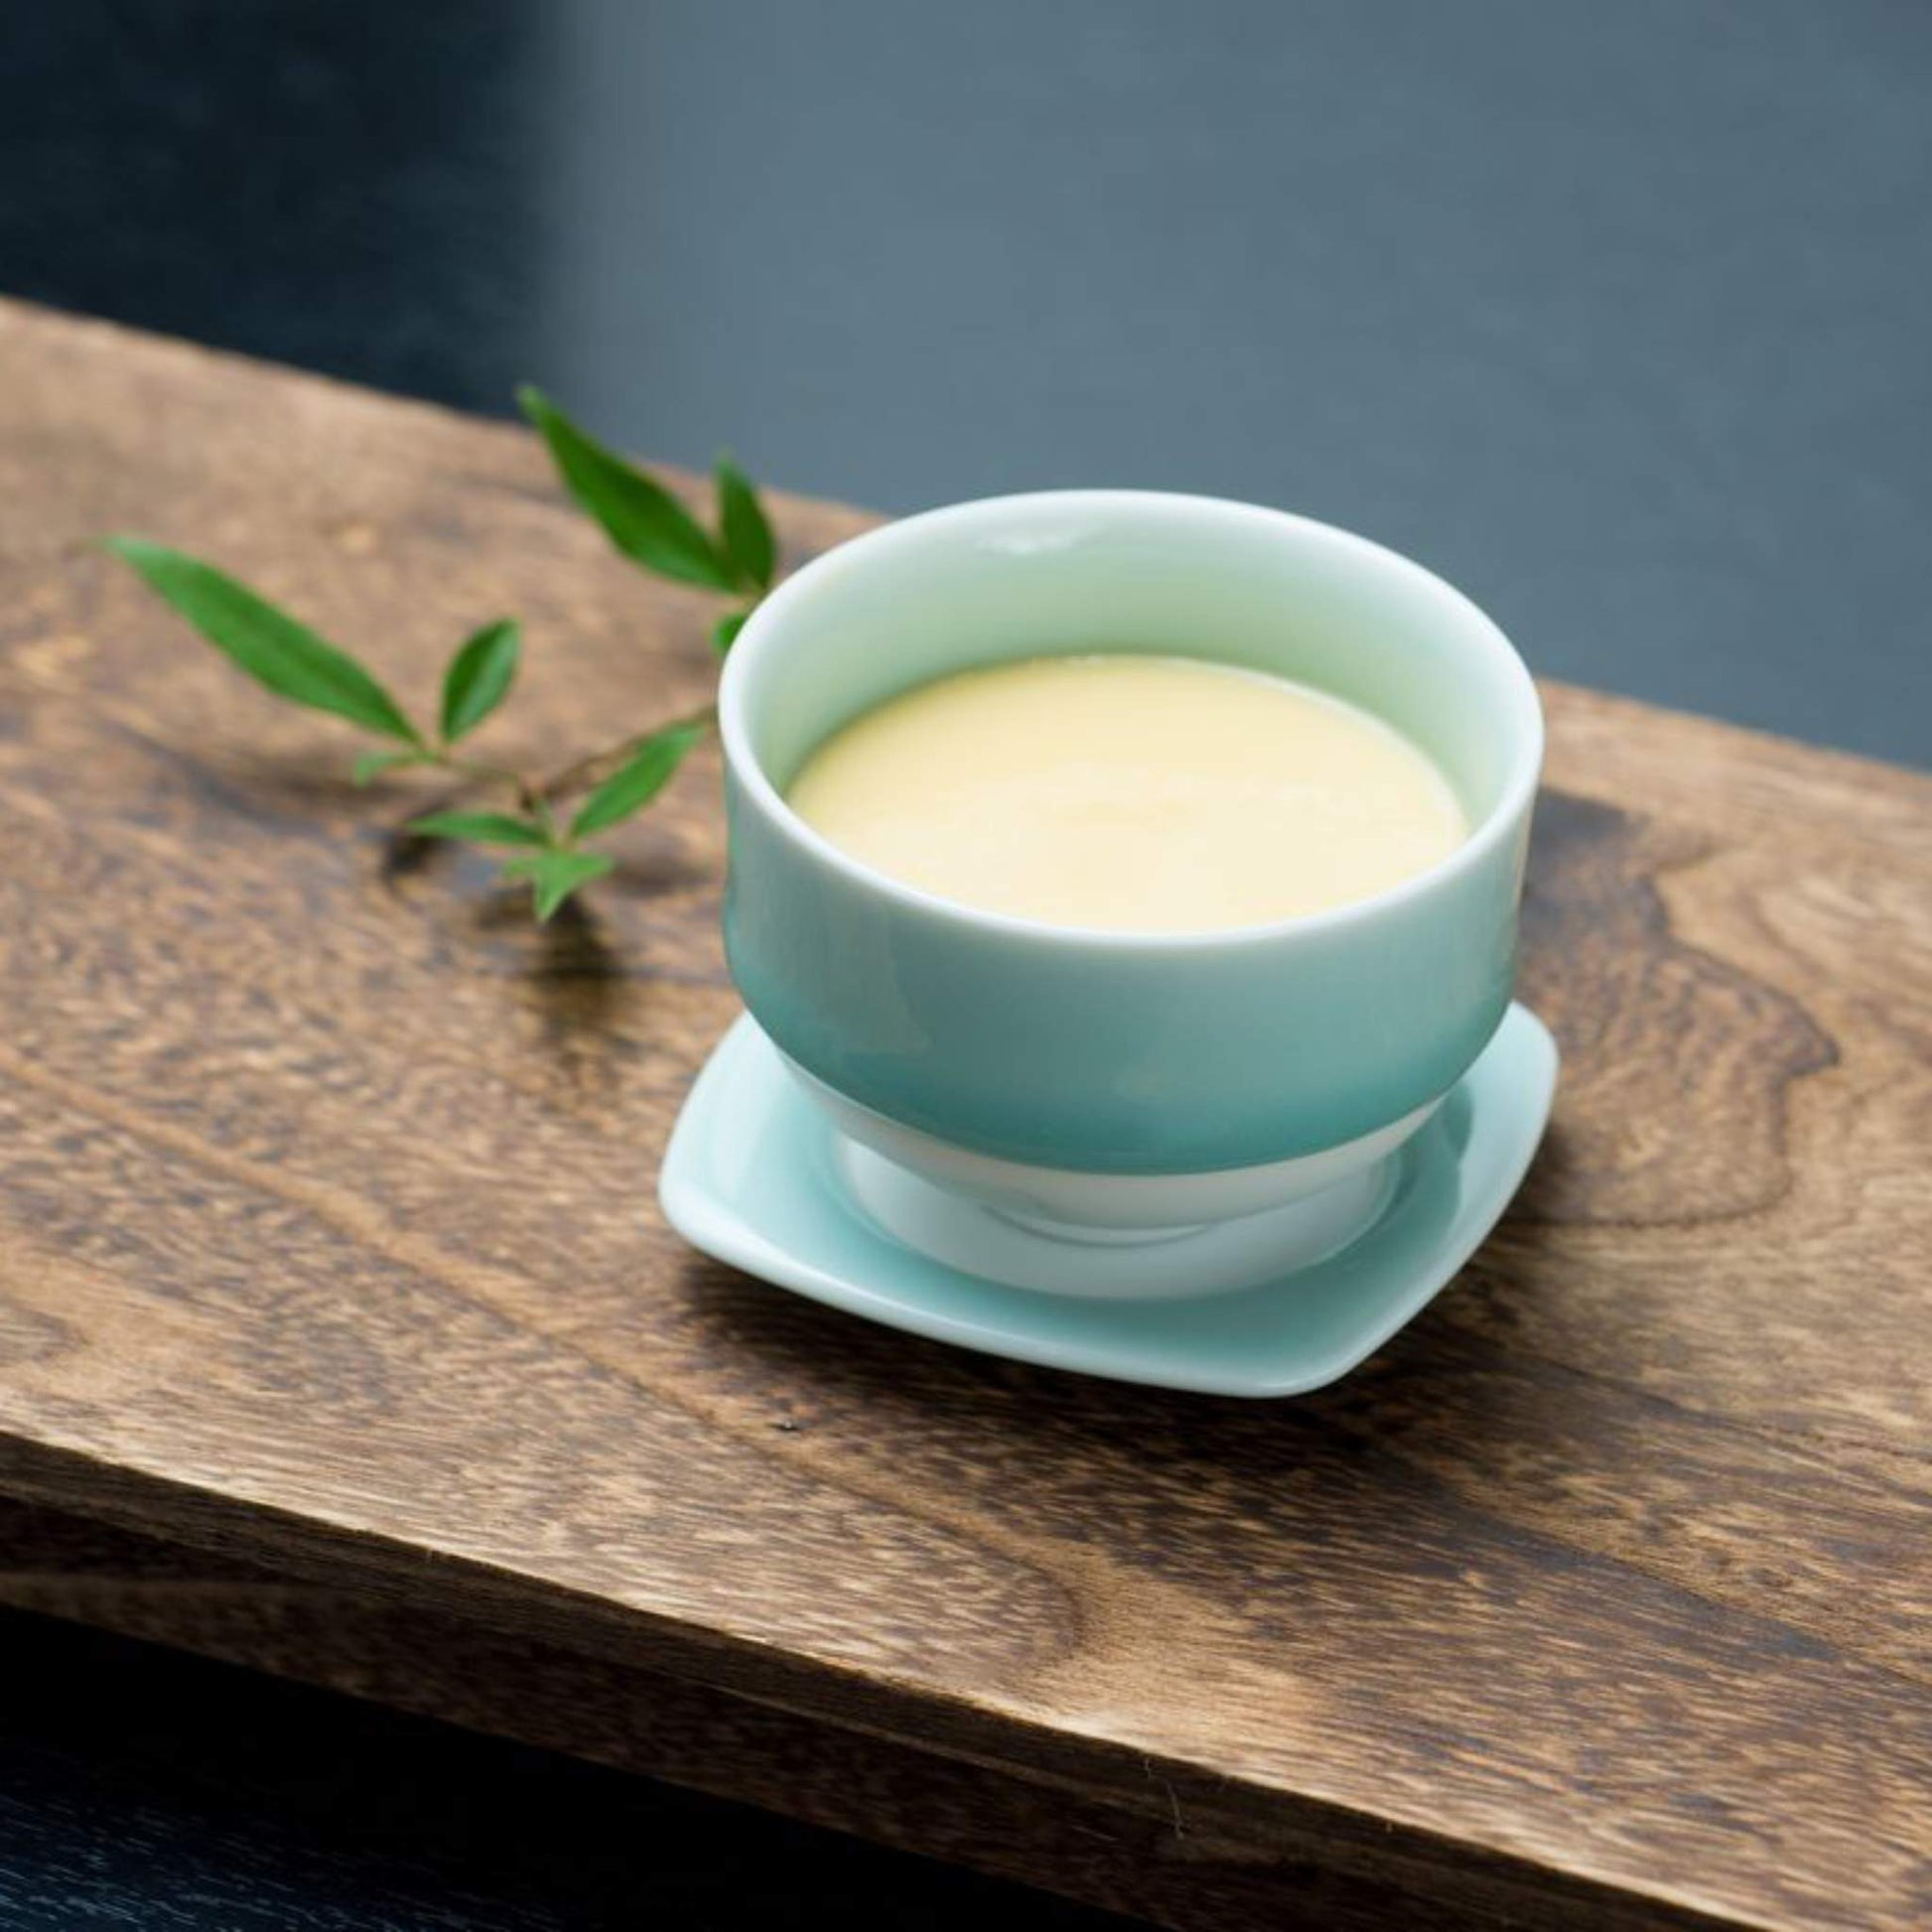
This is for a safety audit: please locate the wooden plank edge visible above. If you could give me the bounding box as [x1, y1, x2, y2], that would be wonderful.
[0, 1463, 1761, 1932]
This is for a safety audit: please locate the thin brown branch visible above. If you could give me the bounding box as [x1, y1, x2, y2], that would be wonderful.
[534, 702, 719, 803]
[383, 702, 719, 840]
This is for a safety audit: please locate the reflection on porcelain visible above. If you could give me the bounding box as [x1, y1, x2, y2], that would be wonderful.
[830, 1129, 1397, 1298]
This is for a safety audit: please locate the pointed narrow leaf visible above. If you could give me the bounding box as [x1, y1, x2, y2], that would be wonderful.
[106, 537, 420, 744]
[714, 456, 775, 589]
[569, 722, 704, 840]
[499, 849, 615, 922]
[409, 811, 549, 846]
[352, 749, 423, 785]
[711, 610, 750, 657]
[440, 619, 520, 742]
[535, 851, 614, 922]
[517, 388, 736, 592]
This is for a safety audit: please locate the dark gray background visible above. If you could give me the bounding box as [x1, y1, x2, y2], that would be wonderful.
[1, 4, 1927, 1928]
[7, 0, 1929, 762]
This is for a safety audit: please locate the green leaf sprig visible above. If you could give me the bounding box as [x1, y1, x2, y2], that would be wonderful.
[107, 391, 778, 922]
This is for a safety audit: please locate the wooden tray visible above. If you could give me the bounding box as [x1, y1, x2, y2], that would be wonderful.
[1, 300, 1926, 1932]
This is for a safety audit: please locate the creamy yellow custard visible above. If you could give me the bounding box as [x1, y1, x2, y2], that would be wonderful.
[786, 654, 1466, 933]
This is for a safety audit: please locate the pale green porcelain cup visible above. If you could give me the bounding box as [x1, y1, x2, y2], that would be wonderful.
[720, 491, 1540, 1243]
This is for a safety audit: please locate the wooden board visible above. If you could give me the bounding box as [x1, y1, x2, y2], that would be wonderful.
[0, 298, 1927, 1932]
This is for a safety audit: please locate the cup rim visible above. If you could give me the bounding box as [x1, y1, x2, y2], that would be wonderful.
[719, 488, 1542, 953]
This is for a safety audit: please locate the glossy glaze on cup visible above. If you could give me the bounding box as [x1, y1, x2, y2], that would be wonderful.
[721, 491, 1541, 1178]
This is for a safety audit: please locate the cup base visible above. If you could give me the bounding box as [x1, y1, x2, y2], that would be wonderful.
[782, 1047, 1438, 1236]
[830, 1130, 1398, 1300]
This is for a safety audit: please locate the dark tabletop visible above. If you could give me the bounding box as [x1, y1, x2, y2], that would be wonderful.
[2, 2, 1927, 1926]
[0, 1608, 1129, 1931]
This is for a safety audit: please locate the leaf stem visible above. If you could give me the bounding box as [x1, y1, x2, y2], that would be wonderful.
[533, 702, 718, 804]
[440, 754, 531, 801]
[391, 703, 717, 840]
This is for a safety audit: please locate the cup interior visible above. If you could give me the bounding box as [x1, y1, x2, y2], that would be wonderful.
[727, 491, 1540, 856]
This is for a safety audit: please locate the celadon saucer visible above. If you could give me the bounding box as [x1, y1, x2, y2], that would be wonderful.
[658, 1005, 1558, 1398]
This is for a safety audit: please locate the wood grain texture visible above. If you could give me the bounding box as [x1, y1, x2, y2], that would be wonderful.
[0, 1499, 1657, 1932]
[0, 298, 1927, 1932]
[0, 1518, 1141, 1932]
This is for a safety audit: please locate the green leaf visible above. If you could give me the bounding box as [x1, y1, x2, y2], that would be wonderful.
[517, 388, 736, 592]
[440, 619, 520, 743]
[711, 610, 750, 657]
[352, 749, 424, 786]
[714, 456, 775, 589]
[569, 722, 704, 841]
[105, 536, 421, 744]
[501, 849, 615, 922]
[408, 811, 549, 847]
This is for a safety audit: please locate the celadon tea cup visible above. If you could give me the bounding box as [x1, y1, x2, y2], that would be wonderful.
[717, 491, 1541, 1295]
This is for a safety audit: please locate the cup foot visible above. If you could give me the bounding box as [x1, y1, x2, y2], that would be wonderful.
[830, 1131, 1397, 1300]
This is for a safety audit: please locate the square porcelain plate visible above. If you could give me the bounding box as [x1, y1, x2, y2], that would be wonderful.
[659, 1006, 1557, 1397]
